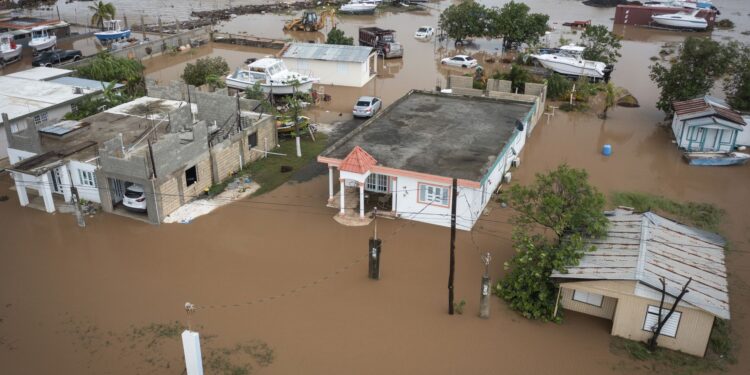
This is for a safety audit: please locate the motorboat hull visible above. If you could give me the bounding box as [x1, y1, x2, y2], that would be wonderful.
[652, 15, 708, 30]
[339, 4, 377, 14]
[225, 76, 315, 94]
[683, 152, 750, 166]
[29, 36, 57, 51]
[0, 45, 22, 61]
[531, 56, 609, 79]
[95, 29, 132, 41]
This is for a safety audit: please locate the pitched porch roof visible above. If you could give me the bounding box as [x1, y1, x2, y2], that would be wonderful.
[339, 146, 377, 174]
[673, 96, 746, 126]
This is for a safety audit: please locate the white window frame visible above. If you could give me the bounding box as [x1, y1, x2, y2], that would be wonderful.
[78, 169, 97, 187]
[365, 174, 389, 193]
[33, 111, 48, 126]
[643, 305, 682, 338]
[572, 290, 604, 307]
[418, 183, 450, 207]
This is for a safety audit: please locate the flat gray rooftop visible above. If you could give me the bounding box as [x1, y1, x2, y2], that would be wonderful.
[323, 91, 532, 181]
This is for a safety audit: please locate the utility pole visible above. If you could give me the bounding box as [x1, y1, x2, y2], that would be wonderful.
[479, 252, 492, 319]
[448, 178, 457, 315]
[369, 208, 381, 280]
[66, 168, 85, 228]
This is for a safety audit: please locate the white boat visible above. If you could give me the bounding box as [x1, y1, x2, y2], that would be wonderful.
[0, 33, 22, 64]
[530, 45, 613, 80]
[28, 26, 57, 52]
[652, 10, 708, 30]
[339, 2, 377, 14]
[94, 19, 131, 42]
[225, 57, 318, 94]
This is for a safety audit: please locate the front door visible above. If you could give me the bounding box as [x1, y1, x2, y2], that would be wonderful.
[50, 168, 64, 194]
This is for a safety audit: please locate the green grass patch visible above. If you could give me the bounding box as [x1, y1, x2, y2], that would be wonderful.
[610, 191, 724, 232]
[207, 133, 328, 197]
[610, 333, 734, 375]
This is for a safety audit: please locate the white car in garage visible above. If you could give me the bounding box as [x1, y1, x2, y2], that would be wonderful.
[123, 184, 147, 212]
[414, 26, 434, 39]
[440, 55, 478, 68]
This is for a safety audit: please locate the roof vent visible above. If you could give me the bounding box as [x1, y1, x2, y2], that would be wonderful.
[73, 86, 84, 95]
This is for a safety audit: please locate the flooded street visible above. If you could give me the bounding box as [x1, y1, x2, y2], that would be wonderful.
[2, 0, 750, 374]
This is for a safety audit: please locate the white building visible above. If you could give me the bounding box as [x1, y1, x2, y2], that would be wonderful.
[0, 68, 106, 160]
[280, 43, 377, 87]
[671, 96, 746, 152]
[317, 90, 545, 230]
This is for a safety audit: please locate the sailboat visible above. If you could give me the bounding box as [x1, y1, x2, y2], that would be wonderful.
[94, 19, 132, 42]
[28, 26, 56, 52]
[0, 33, 22, 65]
[530, 45, 613, 81]
[652, 9, 708, 30]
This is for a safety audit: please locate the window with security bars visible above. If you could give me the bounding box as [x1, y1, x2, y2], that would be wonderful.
[418, 183, 449, 206]
[365, 174, 388, 193]
[643, 305, 682, 338]
[78, 170, 97, 187]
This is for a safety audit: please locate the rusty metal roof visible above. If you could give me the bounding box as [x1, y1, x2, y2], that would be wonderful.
[552, 211, 730, 319]
[673, 96, 746, 126]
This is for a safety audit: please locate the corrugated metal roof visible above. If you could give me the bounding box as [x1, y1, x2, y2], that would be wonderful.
[5, 67, 72, 81]
[673, 96, 746, 126]
[281, 43, 374, 63]
[552, 211, 730, 319]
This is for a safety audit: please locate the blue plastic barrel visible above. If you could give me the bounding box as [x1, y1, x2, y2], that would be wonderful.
[602, 144, 612, 156]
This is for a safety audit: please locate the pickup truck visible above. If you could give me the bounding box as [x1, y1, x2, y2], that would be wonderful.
[32, 49, 82, 67]
[358, 27, 403, 59]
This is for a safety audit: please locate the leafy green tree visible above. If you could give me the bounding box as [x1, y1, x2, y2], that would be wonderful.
[580, 25, 622, 65]
[496, 165, 608, 321]
[546, 73, 572, 100]
[76, 52, 144, 96]
[724, 45, 750, 111]
[650, 37, 731, 114]
[64, 82, 131, 120]
[438, 0, 488, 44]
[493, 64, 533, 93]
[487, 1, 549, 50]
[245, 82, 275, 114]
[601, 82, 616, 119]
[181, 57, 230, 88]
[326, 27, 353, 46]
[89, 1, 116, 29]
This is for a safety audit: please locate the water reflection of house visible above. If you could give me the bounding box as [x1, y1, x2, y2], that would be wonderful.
[671, 96, 746, 152]
[279, 43, 378, 87]
[317, 89, 545, 230]
[3, 82, 276, 224]
[552, 209, 729, 357]
[0, 67, 117, 160]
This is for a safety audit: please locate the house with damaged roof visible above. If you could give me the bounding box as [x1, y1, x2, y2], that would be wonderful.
[3, 81, 276, 224]
[551, 208, 729, 357]
[671, 96, 746, 152]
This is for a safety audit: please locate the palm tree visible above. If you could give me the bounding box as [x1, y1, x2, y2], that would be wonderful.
[601, 82, 615, 119]
[89, 1, 116, 30]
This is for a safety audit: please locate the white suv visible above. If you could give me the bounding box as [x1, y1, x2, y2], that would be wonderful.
[123, 184, 147, 212]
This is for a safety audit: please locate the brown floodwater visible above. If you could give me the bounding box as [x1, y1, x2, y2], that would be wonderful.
[2, 1, 750, 374]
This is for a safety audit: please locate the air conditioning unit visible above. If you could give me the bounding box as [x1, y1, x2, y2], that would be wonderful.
[503, 172, 512, 183]
[511, 157, 521, 168]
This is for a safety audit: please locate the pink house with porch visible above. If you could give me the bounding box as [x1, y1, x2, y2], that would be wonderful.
[317, 90, 544, 230]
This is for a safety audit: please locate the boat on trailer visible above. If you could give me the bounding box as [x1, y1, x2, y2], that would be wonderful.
[94, 20, 131, 42]
[0, 33, 22, 66]
[225, 57, 317, 94]
[530, 45, 613, 81]
[683, 152, 750, 166]
[28, 26, 56, 52]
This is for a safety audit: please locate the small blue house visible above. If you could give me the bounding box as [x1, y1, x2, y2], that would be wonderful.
[671, 96, 746, 152]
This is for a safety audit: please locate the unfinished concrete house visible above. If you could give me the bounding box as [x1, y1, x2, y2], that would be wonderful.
[3, 81, 276, 224]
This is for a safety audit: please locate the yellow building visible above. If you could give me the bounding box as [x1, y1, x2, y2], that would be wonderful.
[552, 210, 729, 357]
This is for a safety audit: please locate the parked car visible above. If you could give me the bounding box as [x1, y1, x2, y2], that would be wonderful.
[123, 184, 147, 212]
[414, 26, 434, 39]
[31, 49, 82, 67]
[440, 55, 478, 68]
[352, 96, 382, 118]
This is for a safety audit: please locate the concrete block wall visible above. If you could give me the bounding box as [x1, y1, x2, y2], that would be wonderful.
[3, 115, 43, 154]
[157, 176, 182, 216]
[146, 79, 191, 102]
[452, 87, 484, 97]
[167, 104, 194, 132]
[156, 155, 212, 218]
[151, 121, 209, 178]
[525, 83, 547, 99]
[195, 91, 237, 129]
[488, 79, 512, 93]
[242, 115, 276, 163]
[210, 138, 242, 182]
[99, 137, 152, 180]
[448, 75, 473, 89]
[209, 114, 275, 183]
[487, 91, 537, 103]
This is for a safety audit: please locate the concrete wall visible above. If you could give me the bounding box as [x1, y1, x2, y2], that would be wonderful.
[451, 87, 483, 97]
[487, 79, 511, 93]
[448, 75, 473, 90]
[150, 121, 209, 178]
[560, 286, 618, 320]
[195, 91, 238, 129]
[3, 115, 43, 158]
[284, 58, 373, 87]
[156, 155, 212, 217]
[386, 174, 477, 230]
[99, 137, 152, 180]
[209, 114, 275, 182]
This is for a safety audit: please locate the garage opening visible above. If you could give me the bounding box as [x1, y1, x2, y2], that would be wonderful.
[185, 166, 197, 186]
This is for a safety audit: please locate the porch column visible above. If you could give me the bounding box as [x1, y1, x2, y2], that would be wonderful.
[328, 167, 334, 200]
[359, 182, 365, 219]
[60, 165, 72, 203]
[391, 177, 398, 212]
[39, 173, 56, 213]
[14, 174, 29, 206]
[339, 179, 345, 215]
